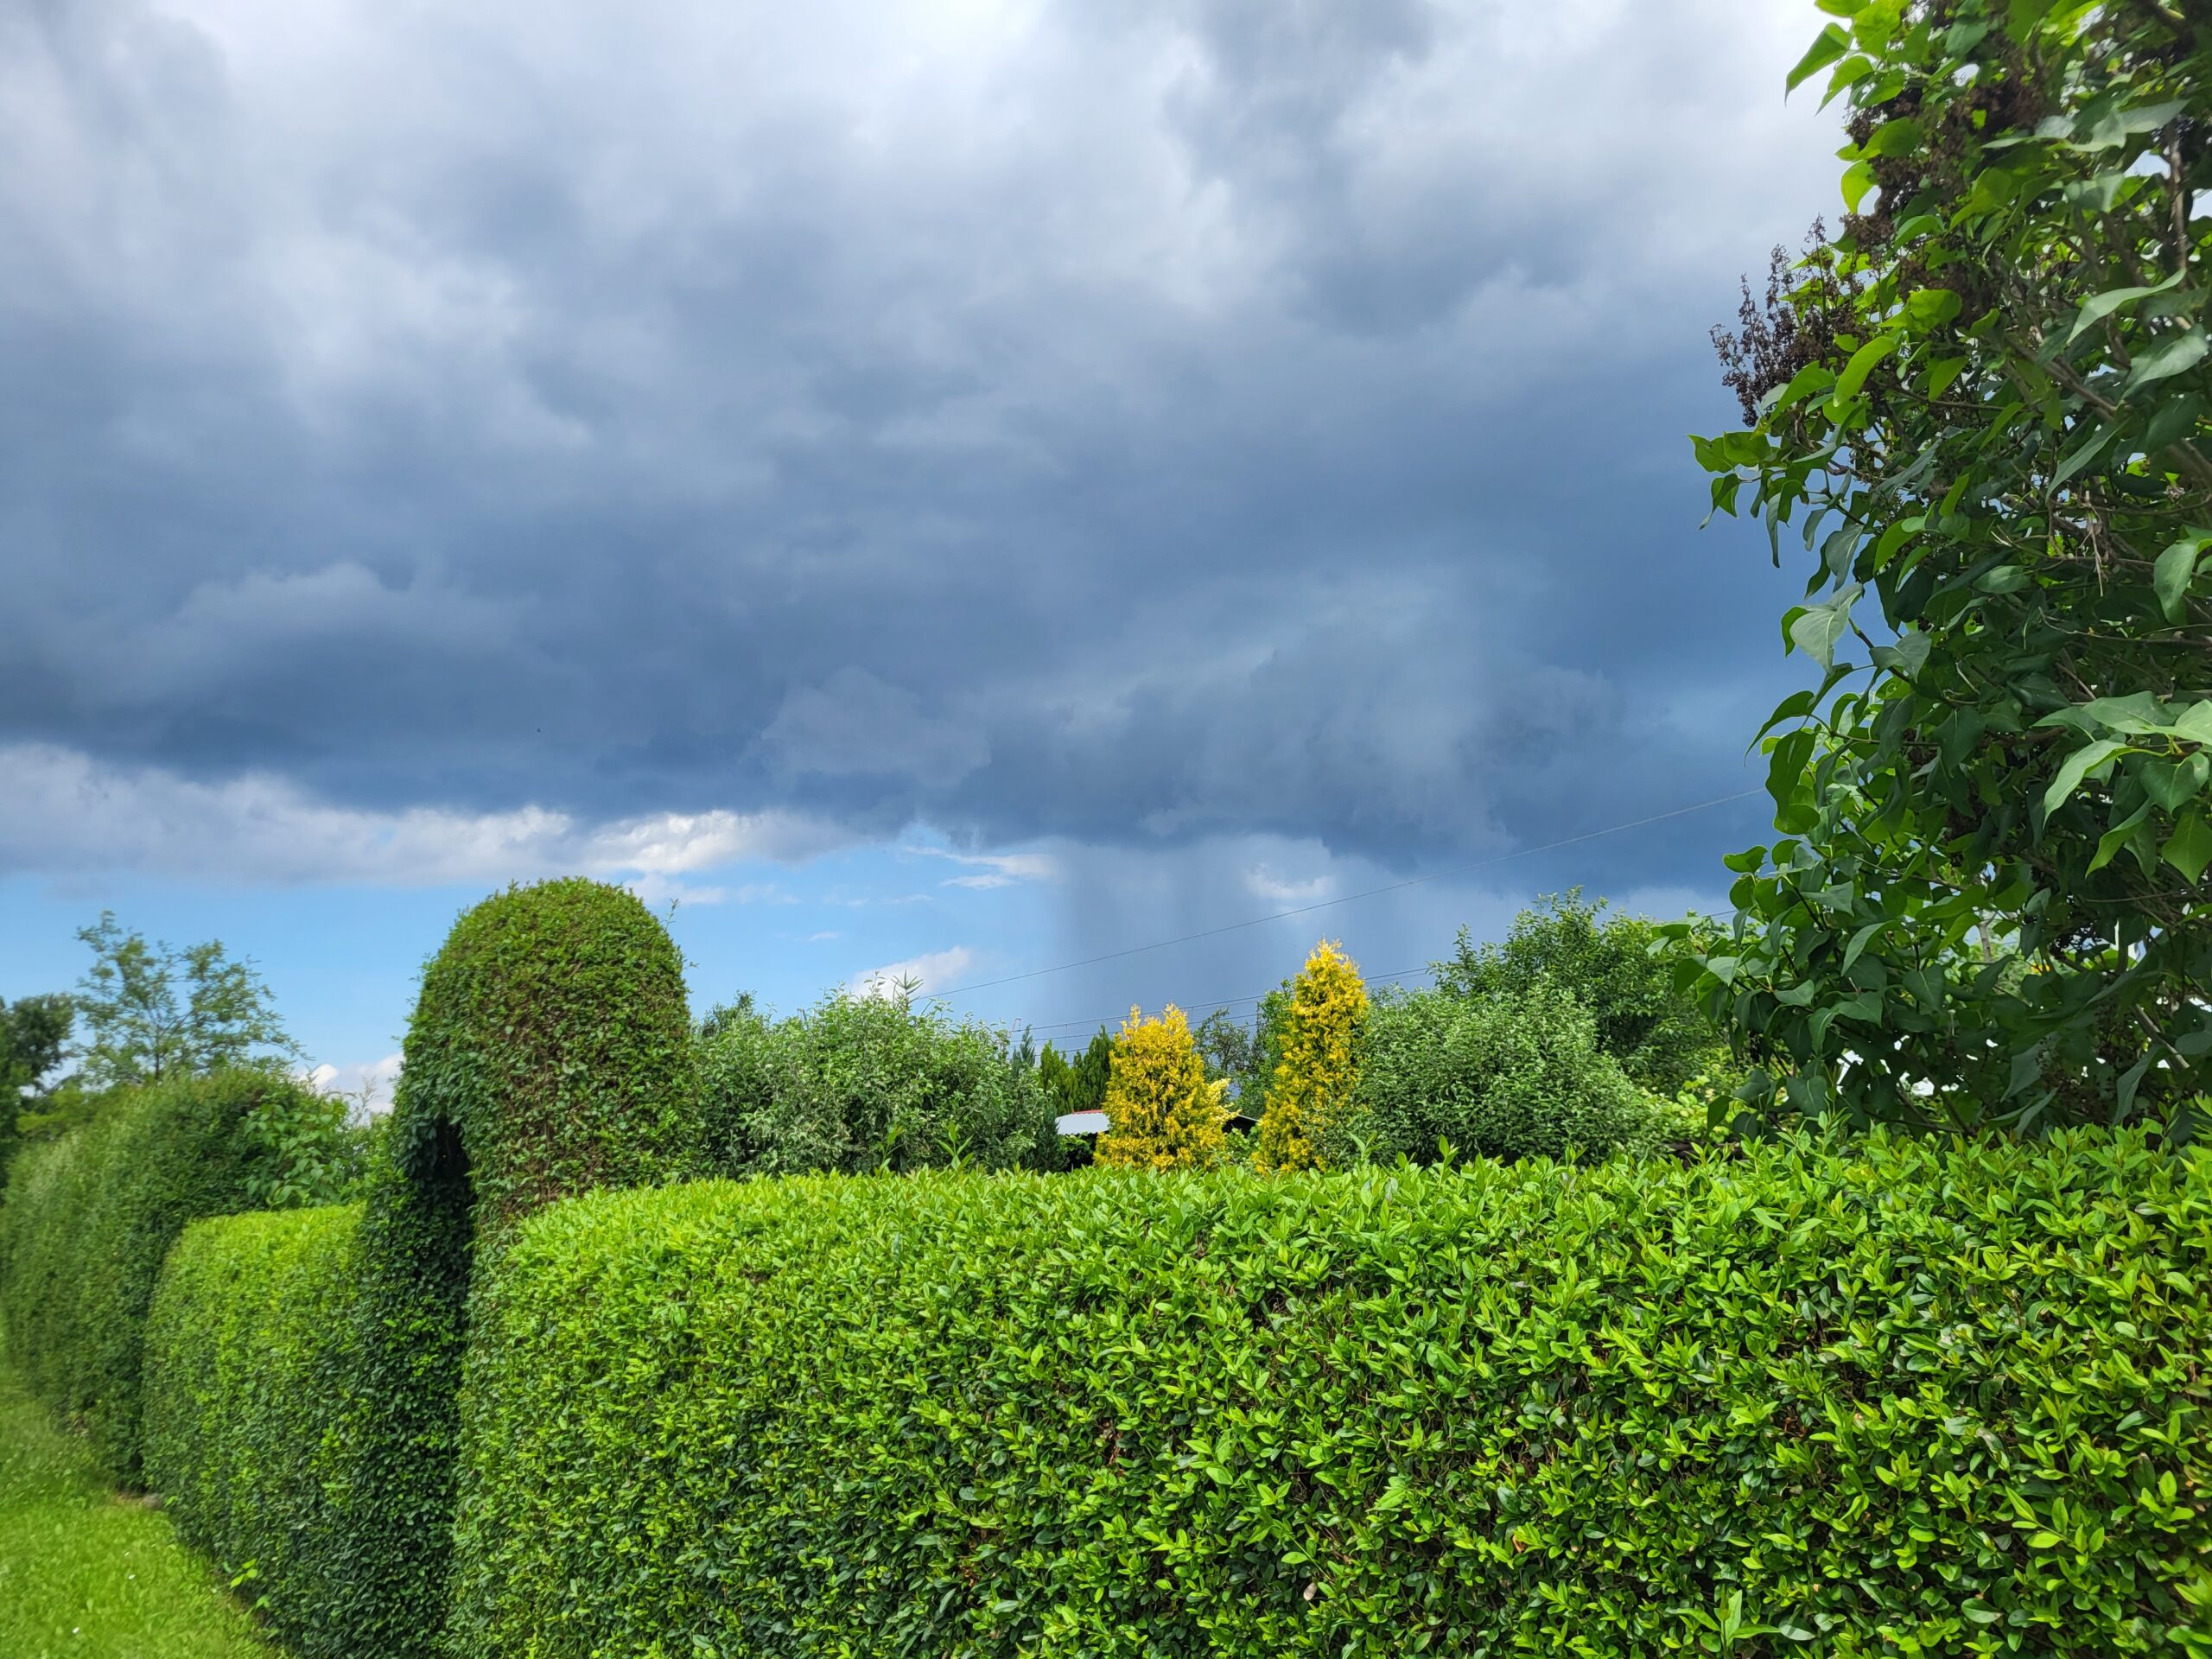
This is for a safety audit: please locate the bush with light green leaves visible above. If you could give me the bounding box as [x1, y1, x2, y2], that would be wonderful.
[142, 1204, 363, 1656]
[447, 1130, 2212, 1658]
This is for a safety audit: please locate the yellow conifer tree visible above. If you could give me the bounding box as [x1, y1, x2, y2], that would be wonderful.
[1094, 1005, 1229, 1172]
[1253, 940, 1369, 1172]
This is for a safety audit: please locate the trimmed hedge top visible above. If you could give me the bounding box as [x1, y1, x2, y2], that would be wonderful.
[397, 875, 701, 1234]
[449, 1131, 2212, 1657]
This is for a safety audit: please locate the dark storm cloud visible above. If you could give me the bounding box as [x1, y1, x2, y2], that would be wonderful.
[0, 0, 1838, 882]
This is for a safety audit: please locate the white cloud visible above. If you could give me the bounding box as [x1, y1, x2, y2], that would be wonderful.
[0, 743, 854, 887]
[904, 844, 1062, 890]
[307, 1051, 403, 1116]
[625, 873, 799, 907]
[849, 945, 977, 1000]
[1243, 865, 1333, 906]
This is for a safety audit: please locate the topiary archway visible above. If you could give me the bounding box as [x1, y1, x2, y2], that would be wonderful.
[327, 879, 700, 1659]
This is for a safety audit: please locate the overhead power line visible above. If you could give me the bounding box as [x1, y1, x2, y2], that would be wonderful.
[1017, 965, 1433, 1041]
[935, 785, 1764, 1002]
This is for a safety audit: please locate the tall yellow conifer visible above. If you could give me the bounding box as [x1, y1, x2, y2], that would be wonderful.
[1254, 940, 1369, 1172]
[1094, 1005, 1229, 1172]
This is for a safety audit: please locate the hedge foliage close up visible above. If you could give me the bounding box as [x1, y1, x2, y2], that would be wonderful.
[143, 1204, 363, 1656]
[447, 1132, 2212, 1658]
[0, 1066, 354, 1482]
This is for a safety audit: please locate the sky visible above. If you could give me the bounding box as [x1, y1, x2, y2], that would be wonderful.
[0, 0, 1844, 1103]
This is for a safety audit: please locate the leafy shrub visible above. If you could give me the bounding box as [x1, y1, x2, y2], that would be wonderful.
[698, 987, 1050, 1176]
[1095, 1005, 1228, 1171]
[1685, 4, 2212, 1130]
[1436, 892, 1728, 1096]
[0, 1066, 355, 1480]
[1331, 981, 1649, 1166]
[448, 1132, 2212, 1657]
[1254, 941, 1368, 1172]
[142, 1205, 362, 1656]
[332, 878, 700, 1659]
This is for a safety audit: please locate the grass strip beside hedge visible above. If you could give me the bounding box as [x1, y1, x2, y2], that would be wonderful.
[0, 1336, 273, 1659]
[143, 1205, 361, 1659]
[448, 1133, 2212, 1658]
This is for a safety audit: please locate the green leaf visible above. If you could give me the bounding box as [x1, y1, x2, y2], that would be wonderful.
[2053, 420, 2117, 485]
[2153, 537, 2203, 624]
[1757, 690, 1819, 740]
[2088, 804, 2151, 873]
[2040, 692, 2169, 736]
[2174, 701, 2212, 746]
[1789, 585, 1863, 669]
[1925, 355, 1969, 397]
[2116, 1053, 2153, 1119]
[1832, 335, 1898, 406]
[1787, 23, 1852, 92]
[2141, 753, 2210, 815]
[1840, 159, 1876, 214]
[2082, 99, 2185, 150]
[1862, 118, 1923, 157]
[1771, 362, 1838, 414]
[1869, 631, 1929, 677]
[2069, 271, 2185, 343]
[1821, 54, 1874, 109]
[1903, 288, 1961, 330]
[2043, 739, 2127, 816]
[2121, 329, 2209, 397]
[2161, 810, 2212, 883]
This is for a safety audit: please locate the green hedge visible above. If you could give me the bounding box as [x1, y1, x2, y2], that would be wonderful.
[0, 1067, 353, 1481]
[448, 1133, 2212, 1657]
[142, 1205, 362, 1655]
[334, 878, 701, 1658]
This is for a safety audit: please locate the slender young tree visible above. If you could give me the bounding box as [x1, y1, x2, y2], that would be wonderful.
[1254, 941, 1369, 1172]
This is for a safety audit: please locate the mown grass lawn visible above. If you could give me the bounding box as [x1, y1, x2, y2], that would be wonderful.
[0, 1360, 275, 1659]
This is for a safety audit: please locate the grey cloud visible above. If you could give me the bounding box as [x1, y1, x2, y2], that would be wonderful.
[762, 667, 988, 789]
[0, 0, 1840, 886]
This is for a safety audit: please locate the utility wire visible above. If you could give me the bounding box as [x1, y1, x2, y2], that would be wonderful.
[1016, 965, 1433, 1041]
[936, 786, 1764, 1002]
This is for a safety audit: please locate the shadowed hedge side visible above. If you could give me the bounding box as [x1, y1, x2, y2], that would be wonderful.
[448, 1134, 2212, 1658]
[328, 878, 700, 1659]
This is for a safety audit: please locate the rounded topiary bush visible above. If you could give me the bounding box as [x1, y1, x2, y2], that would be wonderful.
[332, 878, 700, 1659]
